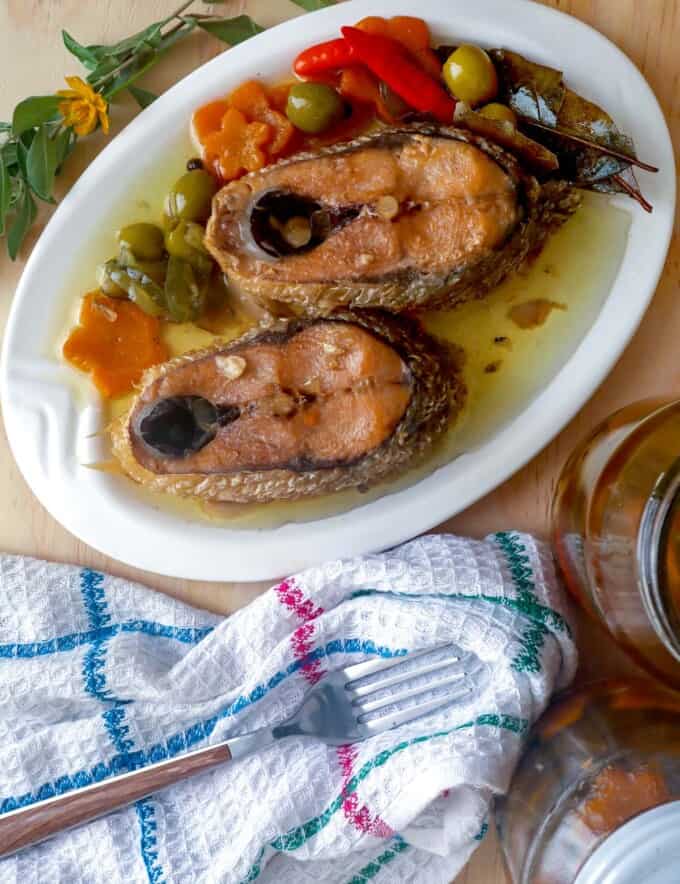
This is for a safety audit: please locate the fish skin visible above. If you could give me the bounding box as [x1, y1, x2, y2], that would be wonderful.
[205, 124, 581, 315]
[111, 311, 465, 503]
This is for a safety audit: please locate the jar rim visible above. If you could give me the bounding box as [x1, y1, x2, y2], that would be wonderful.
[574, 801, 680, 884]
[637, 456, 680, 663]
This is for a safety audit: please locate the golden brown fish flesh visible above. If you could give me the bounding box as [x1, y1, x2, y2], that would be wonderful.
[205, 124, 580, 315]
[111, 312, 463, 503]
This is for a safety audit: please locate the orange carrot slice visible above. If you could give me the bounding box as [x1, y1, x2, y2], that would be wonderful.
[63, 292, 168, 398]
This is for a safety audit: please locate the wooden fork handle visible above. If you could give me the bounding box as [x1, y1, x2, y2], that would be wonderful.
[0, 742, 231, 858]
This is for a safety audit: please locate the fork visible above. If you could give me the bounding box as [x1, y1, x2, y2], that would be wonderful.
[0, 642, 486, 858]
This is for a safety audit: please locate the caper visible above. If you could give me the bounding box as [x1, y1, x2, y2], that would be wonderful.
[97, 259, 127, 298]
[127, 281, 166, 318]
[186, 157, 204, 171]
[164, 255, 207, 323]
[286, 83, 344, 134]
[164, 221, 212, 273]
[478, 102, 517, 125]
[443, 45, 498, 106]
[117, 245, 167, 285]
[116, 223, 165, 261]
[163, 169, 218, 229]
[99, 260, 167, 317]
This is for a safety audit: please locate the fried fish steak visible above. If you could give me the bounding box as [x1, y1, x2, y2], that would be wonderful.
[205, 125, 580, 315]
[111, 312, 464, 503]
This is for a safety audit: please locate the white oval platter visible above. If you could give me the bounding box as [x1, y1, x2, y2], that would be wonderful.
[1, 0, 675, 581]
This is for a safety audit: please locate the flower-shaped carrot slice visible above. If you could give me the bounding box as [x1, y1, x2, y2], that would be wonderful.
[202, 107, 272, 180]
[63, 292, 168, 398]
[229, 80, 295, 156]
[192, 99, 229, 143]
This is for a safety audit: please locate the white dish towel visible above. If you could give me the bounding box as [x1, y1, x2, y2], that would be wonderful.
[0, 532, 576, 884]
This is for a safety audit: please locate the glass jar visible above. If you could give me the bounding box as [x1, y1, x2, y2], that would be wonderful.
[497, 679, 680, 884]
[552, 398, 680, 689]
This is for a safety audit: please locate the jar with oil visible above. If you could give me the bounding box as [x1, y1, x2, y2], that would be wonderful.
[498, 679, 680, 884]
[552, 399, 680, 689]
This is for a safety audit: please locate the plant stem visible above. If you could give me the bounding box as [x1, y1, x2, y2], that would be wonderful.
[92, 19, 192, 92]
[171, 0, 197, 24]
[612, 174, 653, 213]
[91, 0, 196, 92]
[522, 117, 659, 173]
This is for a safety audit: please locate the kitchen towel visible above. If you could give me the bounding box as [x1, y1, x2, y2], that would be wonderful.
[0, 532, 576, 884]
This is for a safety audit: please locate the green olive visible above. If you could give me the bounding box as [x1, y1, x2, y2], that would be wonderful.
[163, 169, 218, 229]
[164, 221, 212, 273]
[286, 83, 343, 134]
[443, 45, 498, 107]
[116, 223, 165, 261]
[478, 102, 517, 125]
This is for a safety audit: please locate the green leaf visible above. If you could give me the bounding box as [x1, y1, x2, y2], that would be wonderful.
[491, 49, 565, 127]
[62, 29, 101, 70]
[2, 142, 18, 171]
[101, 20, 196, 100]
[195, 14, 264, 45]
[86, 54, 131, 85]
[53, 127, 76, 172]
[159, 19, 197, 52]
[12, 96, 61, 136]
[62, 19, 165, 71]
[0, 157, 10, 236]
[75, 3, 196, 89]
[7, 176, 22, 210]
[100, 50, 159, 100]
[90, 3, 191, 63]
[105, 21, 165, 57]
[290, 0, 336, 9]
[16, 130, 34, 180]
[82, 20, 168, 66]
[7, 186, 37, 260]
[26, 124, 58, 201]
[128, 85, 158, 109]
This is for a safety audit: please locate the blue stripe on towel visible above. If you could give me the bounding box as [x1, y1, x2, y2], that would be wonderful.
[78, 569, 166, 884]
[136, 798, 164, 884]
[80, 568, 110, 629]
[0, 621, 213, 659]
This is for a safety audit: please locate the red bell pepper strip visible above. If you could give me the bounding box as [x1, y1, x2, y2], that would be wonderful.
[340, 26, 456, 123]
[294, 38, 357, 76]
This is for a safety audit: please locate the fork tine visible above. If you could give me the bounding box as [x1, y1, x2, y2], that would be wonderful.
[359, 689, 473, 735]
[351, 661, 469, 711]
[342, 643, 461, 688]
[346, 647, 489, 736]
[346, 646, 466, 698]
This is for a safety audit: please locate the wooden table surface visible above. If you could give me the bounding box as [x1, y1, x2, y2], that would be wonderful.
[0, 1, 677, 881]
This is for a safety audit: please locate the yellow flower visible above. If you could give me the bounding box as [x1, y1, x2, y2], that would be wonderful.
[57, 76, 109, 136]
